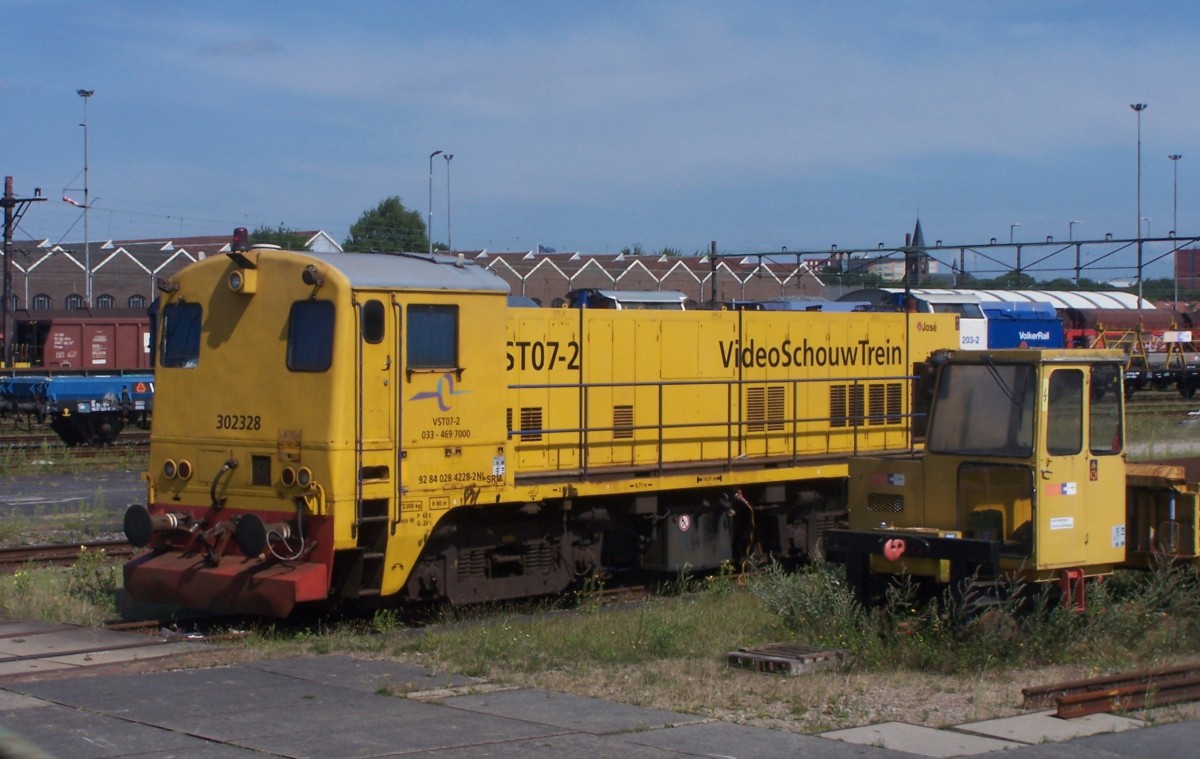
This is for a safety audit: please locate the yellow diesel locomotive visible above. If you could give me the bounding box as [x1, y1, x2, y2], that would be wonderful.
[122, 233, 959, 615]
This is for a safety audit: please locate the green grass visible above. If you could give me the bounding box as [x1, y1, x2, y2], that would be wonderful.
[0, 546, 122, 625]
[231, 556, 1200, 682]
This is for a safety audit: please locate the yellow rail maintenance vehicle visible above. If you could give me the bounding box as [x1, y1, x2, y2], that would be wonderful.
[826, 348, 1200, 607]
[123, 229, 959, 616]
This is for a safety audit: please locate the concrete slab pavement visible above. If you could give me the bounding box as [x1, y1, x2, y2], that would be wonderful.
[956, 710, 1143, 744]
[0, 641, 1199, 758]
[821, 721, 1021, 757]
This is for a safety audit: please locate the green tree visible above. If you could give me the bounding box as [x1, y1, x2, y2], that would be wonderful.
[249, 224, 309, 250]
[343, 196, 428, 253]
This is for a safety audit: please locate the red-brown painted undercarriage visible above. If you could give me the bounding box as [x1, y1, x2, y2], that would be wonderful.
[122, 502, 333, 617]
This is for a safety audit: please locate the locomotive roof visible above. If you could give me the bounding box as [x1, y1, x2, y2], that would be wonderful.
[297, 249, 510, 294]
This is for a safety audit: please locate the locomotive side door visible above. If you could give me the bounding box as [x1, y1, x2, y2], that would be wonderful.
[1034, 360, 1126, 570]
[348, 295, 399, 599]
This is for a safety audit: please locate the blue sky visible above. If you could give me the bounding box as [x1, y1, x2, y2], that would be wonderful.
[5, 1, 1197, 278]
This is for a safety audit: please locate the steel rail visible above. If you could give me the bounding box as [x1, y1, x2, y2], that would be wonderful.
[1022, 664, 1200, 718]
[1055, 674, 1200, 718]
[0, 538, 133, 572]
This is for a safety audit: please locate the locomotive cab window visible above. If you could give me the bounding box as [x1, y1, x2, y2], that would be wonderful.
[287, 300, 335, 372]
[160, 302, 202, 368]
[362, 299, 385, 344]
[407, 304, 457, 370]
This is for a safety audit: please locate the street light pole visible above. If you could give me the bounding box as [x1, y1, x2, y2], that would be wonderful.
[78, 89, 94, 307]
[1131, 103, 1147, 306]
[428, 150, 442, 255]
[1170, 153, 1182, 305]
[1009, 223, 1022, 244]
[444, 153, 454, 253]
[1069, 220, 1080, 241]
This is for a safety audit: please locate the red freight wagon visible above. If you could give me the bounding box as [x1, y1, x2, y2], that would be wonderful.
[9, 309, 151, 370]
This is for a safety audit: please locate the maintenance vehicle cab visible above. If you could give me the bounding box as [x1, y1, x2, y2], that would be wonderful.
[827, 348, 1199, 606]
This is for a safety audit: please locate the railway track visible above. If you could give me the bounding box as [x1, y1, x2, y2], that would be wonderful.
[0, 430, 150, 449]
[0, 538, 134, 573]
[1023, 664, 1200, 718]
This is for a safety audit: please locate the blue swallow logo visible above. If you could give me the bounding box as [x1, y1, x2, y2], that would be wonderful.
[410, 372, 469, 411]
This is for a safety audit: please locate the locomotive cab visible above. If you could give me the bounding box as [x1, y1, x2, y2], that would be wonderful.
[828, 349, 1131, 599]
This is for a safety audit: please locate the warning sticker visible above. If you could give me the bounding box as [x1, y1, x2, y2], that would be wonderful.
[1043, 482, 1077, 497]
[677, 514, 692, 532]
[1049, 517, 1075, 531]
[1112, 524, 1126, 548]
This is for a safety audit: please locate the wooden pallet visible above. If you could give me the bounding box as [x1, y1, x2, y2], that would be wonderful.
[724, 643, 847, 675]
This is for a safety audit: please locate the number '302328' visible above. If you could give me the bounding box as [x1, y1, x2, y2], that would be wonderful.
[217, 414, 261, 430]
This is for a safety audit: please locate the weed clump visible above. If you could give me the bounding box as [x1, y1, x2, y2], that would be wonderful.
[748, 558, 1200, 674]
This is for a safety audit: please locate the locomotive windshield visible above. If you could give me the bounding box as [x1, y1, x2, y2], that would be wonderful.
[926, 362, 1036, 457]
[287, 300, 335, 372]
[159, 302, 202, 368]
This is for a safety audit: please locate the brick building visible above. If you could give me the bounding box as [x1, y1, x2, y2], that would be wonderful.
[4, 231, 341, 311]
[474, 250, 825, 306]
[4, 233, 830, 314]
[1177, 248, 1200, 291]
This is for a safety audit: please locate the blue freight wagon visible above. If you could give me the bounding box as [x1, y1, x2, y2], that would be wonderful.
[41, 374, 155, 445]
[980, 302, 1064, 349]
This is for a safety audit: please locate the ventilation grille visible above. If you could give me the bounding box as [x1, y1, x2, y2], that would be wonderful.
[613, 405, 634, 439]
[831, 382, 902, 428]
[867, 493, 904, 513]
[747, 386, 786, 432]
[518, 407, 544, 441]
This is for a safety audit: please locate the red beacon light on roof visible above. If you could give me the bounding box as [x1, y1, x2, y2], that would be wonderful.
[231, 227, 250, 252]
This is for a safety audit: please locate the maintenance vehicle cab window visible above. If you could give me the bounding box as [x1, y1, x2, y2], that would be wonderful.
[159, 302, 202, 368]
[1089, 363, 1123, 455]
[287, 300, 335, 372]
[1046, 369, 1083, 456]
[927, 362, 1036, 457]
[407, 304, 457, 369]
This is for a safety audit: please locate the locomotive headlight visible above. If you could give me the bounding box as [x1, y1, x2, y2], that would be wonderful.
[162, 459, 178, 479]
[297, 467, 313, 488]
[177, 459, 193, 480]
[228, 268, 257, 294]
[280, 466, 297, 487]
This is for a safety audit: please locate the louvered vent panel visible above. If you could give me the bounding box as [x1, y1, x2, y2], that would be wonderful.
[613, 405, 634, 439]
[747, 387, 766, 432]
[519, 407, 543, 441]
[768, 386, 786, 431]
[830, 385, 848, 428]
[868, 384, 887, 426]
[848, 385, 865, 427]
[886, 382, 903, 426]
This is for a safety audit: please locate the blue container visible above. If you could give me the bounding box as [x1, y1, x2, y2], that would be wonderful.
[981, 302, 1064, 349]
[41, 374, 155, 414]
